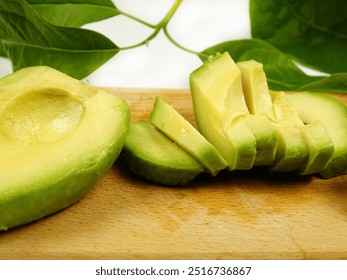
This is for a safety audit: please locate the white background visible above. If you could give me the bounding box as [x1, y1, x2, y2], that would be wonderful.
[0, 0, 251, 88]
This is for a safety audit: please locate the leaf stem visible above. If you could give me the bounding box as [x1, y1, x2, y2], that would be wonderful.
[159, 0, 183, 27]
[119, 0, 183, 51]
[163, 26, 201, 56]
[117, 9, 156, 28]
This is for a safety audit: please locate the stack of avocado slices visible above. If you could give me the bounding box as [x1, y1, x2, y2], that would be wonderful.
[122, 52, 347, 185]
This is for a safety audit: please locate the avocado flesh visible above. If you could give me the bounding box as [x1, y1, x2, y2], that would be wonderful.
[0, 66, 130, 231]
[221, 111, 257, 169]
[235, 59, 278, 165]
[269, 90, 309, 172]
[288, 92, 346, 178]
[242, 114, 278, 165]
[188, 81, 243, 170]
[190, 52, 279, 170]
[298, 122, 335, 175]
[150, 96, 227, 176]
[122, 120, 204, 186]
[237, 60, 303, 171]
[236, 60, 276, 121]
[237, 59, 333, 174]
[270, 90, 334, 174]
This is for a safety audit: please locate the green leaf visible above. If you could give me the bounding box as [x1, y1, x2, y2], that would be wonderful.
[0, 45, 6, 57]
[26, 0, 119, 27]
[200, 39, 347, 93]
[0, 0, 119, 79]
[250, 0, 347, 74]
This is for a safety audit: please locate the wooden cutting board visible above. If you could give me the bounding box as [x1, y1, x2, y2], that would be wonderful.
[1, 88, 346, 260]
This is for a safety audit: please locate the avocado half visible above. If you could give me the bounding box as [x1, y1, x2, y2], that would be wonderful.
[0, 66, 130, 231]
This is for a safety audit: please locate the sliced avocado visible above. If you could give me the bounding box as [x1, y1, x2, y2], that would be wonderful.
[237, 60, 276, 120]
[0, 66, 130, 231]
[221, 112, 257, 169]
[297, 121, 334, 175]
[188, 83, 242, 170]
[270, 126, 308, 172]
[190, 52, 280, 169]
[236, 60, 279, 165]
[242, 114, 278, 165]
[269, 90, 309, 172]
[288, 92, 346, 178]
[237, 59, 332, 174]
[150, 96, 227, 176]
[237, 60, 304, 171]
[190, 53, 256, 170]
[270, 90, 334, 174]
[122, 120, 204, 186]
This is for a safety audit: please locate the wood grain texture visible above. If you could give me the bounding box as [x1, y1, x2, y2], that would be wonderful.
[0, 88, 346, 260]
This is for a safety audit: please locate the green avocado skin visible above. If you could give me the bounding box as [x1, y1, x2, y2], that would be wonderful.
[122, 148, 202, 186]
[0, 139, 124, 231]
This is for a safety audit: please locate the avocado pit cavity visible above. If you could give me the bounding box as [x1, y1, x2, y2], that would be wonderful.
[1, 88, 84, 145]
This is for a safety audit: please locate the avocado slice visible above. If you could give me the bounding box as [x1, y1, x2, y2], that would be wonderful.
[190, 53, 255, 170]
[190, 52, 278, 169]
[237, 59, 333, 174]
[0, 66, 130, 231]
[288, 92, 346, 178]
[297, 121, 334, 175]
[122, 120, 204, 186]
[235, 60, 279, 165]
[150, 96, 227, 176]
[242, 114, 278, 165]
[269, 90, 309, 172]
[236, 60, 276, 121]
